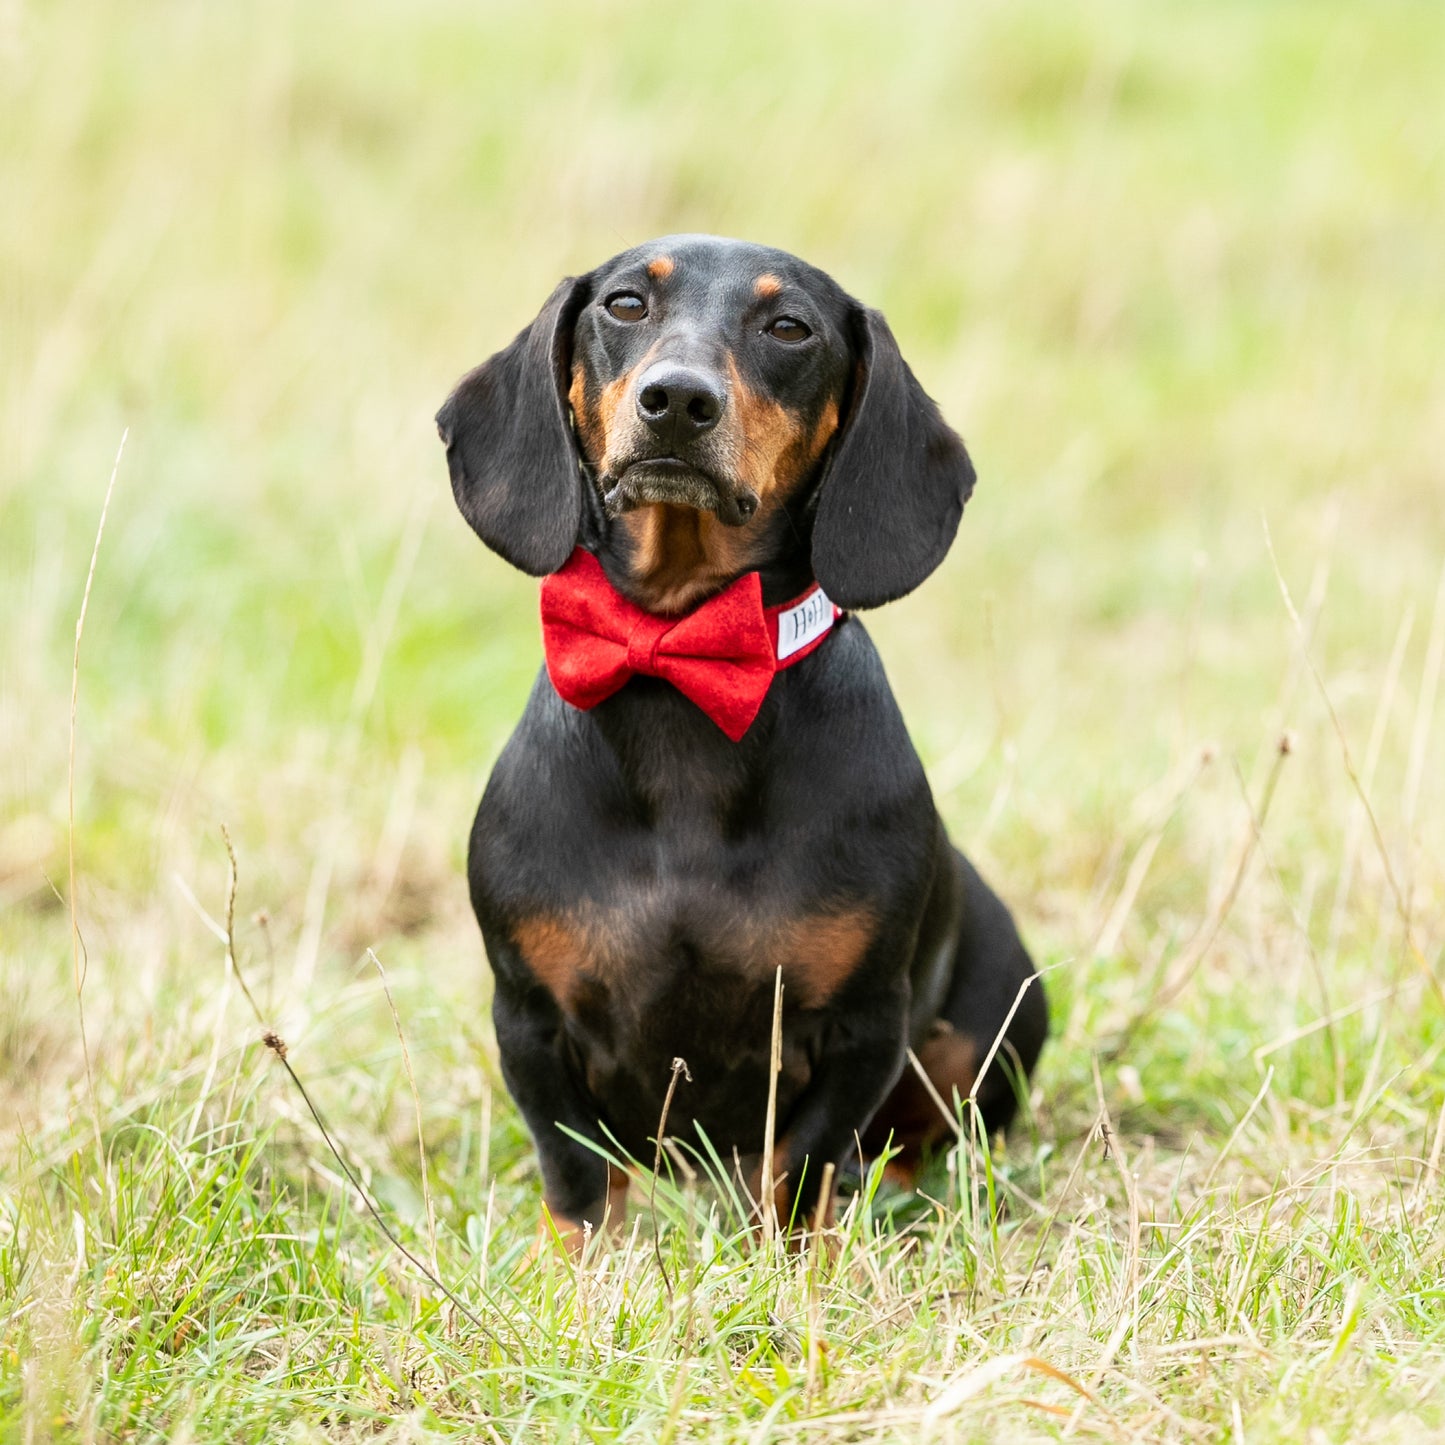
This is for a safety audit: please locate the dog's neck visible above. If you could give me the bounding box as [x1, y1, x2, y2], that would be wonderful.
[578, 465, 821, 618]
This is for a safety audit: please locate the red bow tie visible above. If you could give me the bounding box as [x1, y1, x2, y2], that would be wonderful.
[539, 548, 841, 741]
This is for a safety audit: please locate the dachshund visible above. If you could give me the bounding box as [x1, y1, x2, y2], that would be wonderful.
[436, 234, 1046, 1251]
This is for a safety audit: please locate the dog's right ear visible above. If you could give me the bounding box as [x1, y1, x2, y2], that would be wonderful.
[436, 273, 593, 576]
[810, 306, 976, 610]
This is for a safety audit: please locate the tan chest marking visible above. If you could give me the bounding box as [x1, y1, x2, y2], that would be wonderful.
[769, 906, 877, 1008]
[513, 902, 876, 1013]
[512, 914, 593, 1004]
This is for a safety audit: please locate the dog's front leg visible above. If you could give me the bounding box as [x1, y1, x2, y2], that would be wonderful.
[757, 987, 909, 1240]
[492, 980, 624, 1256]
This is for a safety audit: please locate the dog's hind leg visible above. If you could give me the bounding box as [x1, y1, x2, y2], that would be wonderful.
[863, 849, 1046, 1183]
[938, 848, 1047, 1135]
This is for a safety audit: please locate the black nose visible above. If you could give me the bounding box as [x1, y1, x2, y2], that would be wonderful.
[635, 364, 725, 441]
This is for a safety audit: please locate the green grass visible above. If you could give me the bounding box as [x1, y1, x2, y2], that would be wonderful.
[3, 1, 1445, 1438]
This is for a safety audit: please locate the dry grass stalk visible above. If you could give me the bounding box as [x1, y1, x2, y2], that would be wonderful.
[1264, 516, 1445, 1010]
[648, 1054, 691, 1301]
[215, 831, 512, 1352]
[368, 948, 440, 1279]
[68, 427, 128, 1163]
[759, 965, 785, 1244]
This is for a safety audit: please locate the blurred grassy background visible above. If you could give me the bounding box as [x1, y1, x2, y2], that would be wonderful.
[4, 0, 1444, 1218]
[3, 2, 1445, 1437]
[5, 1, 1442, 902]
[5, 0, 1443, 1008]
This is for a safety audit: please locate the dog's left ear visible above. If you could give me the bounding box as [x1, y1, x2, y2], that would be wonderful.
[811, 307, 976, 609]
[436, 273, 593, 576]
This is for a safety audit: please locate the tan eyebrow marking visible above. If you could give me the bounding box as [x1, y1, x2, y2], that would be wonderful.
[647, 255, 675, 280]
[754, 273, 782, 299]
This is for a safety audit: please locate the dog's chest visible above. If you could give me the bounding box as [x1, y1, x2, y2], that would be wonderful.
[487, 680, 891, 1028]
[510, 851, 877, 1027]
[511, 851, 856, 1152]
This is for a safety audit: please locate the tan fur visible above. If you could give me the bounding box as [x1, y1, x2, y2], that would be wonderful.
[770, 906, 878, 1008]
[516, 900, 875, 1012]
[534, 1163, 630, 1258]
[513, 914, 588, 1004]
[747, 1139, 794, 1225]
[616, 505, 758, 614]
[868, 1022, 980, 1188]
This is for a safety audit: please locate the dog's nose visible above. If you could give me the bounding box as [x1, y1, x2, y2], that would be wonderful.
[635, 364, 725, 440]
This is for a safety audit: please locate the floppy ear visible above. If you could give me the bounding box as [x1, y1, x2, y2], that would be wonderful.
[810, 307, 977, 609]
[436, 273, 592, 576]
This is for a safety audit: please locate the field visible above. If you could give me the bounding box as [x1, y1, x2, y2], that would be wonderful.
[3, 2, 1445, 1439]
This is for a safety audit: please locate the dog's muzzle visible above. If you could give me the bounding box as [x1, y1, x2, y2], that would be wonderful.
[603, 460, 759, 527]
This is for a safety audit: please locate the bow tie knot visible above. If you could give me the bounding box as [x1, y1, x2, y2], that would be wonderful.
[624, 614, 669, 676]
[539, 548, 840, 741]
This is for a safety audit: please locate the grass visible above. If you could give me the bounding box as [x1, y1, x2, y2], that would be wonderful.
[3, 0, 1445, 1438]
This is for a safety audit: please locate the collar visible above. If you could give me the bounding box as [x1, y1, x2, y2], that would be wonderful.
[539, 548, 843, 740]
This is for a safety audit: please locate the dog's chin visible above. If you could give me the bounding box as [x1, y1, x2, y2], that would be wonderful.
[603, 461, 759, 527]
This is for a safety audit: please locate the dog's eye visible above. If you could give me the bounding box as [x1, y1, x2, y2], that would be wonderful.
[767, 316, 811, 343]
[605, 293, 647, 322]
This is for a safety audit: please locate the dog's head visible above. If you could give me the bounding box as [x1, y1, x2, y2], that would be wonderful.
[437, 235, 975, 611]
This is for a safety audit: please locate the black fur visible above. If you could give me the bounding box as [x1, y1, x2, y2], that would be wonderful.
[437, 273, 591, 576]
[811, 308, 976, 610]
[439, 235, 1046, 1241]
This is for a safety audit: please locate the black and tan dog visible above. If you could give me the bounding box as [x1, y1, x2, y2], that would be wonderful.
[437, 234, 1046, 1250]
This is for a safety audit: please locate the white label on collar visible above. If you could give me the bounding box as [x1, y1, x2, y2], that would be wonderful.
[775, 586, 835, 661]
